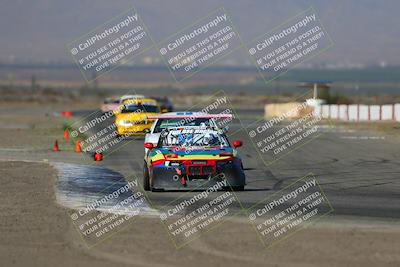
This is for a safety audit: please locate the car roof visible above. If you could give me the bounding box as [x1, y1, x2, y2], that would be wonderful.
[119, 95, 145, 102]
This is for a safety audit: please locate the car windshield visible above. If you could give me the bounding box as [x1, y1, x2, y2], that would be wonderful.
[153, 118, 214, 133]
[121, 104, 159, 113]
[160, 128, 229, 147]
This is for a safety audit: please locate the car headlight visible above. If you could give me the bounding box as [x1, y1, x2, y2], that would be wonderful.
[118, 120, 134, 126]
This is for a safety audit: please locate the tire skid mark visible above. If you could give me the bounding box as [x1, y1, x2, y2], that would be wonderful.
[52, 162, 158, 216]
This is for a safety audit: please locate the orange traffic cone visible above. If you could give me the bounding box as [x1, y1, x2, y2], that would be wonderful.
[94, 152, 103, 161]
[61, 111, 72, 118]
[75, 140, 82, 153]
[53, 140, 59, 152]
[63, 130, 69, 142]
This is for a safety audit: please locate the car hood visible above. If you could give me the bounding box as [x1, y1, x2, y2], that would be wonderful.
[116, 112, 159, 121]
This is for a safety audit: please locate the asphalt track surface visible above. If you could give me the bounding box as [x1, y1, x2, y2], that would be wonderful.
[73, 109, 400, 220]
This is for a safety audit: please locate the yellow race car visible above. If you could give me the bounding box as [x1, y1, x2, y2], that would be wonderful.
[115, 98, 161, 136]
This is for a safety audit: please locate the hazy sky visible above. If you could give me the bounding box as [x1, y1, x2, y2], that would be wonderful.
[0, 0, 399, 66]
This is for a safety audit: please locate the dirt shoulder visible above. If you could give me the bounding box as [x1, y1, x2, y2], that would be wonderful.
[0, 161, 130, 267]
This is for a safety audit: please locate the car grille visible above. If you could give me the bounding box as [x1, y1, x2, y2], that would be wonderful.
[203, 166, 214, 175]
[188, 166, 201, 175]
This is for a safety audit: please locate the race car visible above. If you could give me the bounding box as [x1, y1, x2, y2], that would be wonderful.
[142, 126, 245, 191]
[148, 96, 174, 113]
[144, 112, 232, 152]
[115, 98, 161, 136]
[119, 94, 145, 104]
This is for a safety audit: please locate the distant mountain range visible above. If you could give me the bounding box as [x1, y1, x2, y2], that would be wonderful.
[1, 0, 399, 66]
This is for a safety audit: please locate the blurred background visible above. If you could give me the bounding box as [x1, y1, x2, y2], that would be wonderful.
[1, 0, 399, 106]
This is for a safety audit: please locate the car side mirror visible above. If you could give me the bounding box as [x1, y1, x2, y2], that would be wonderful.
[232, 140, 243, 148]
[144, 128, 150, 134]
[144, 143, 154, 149]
